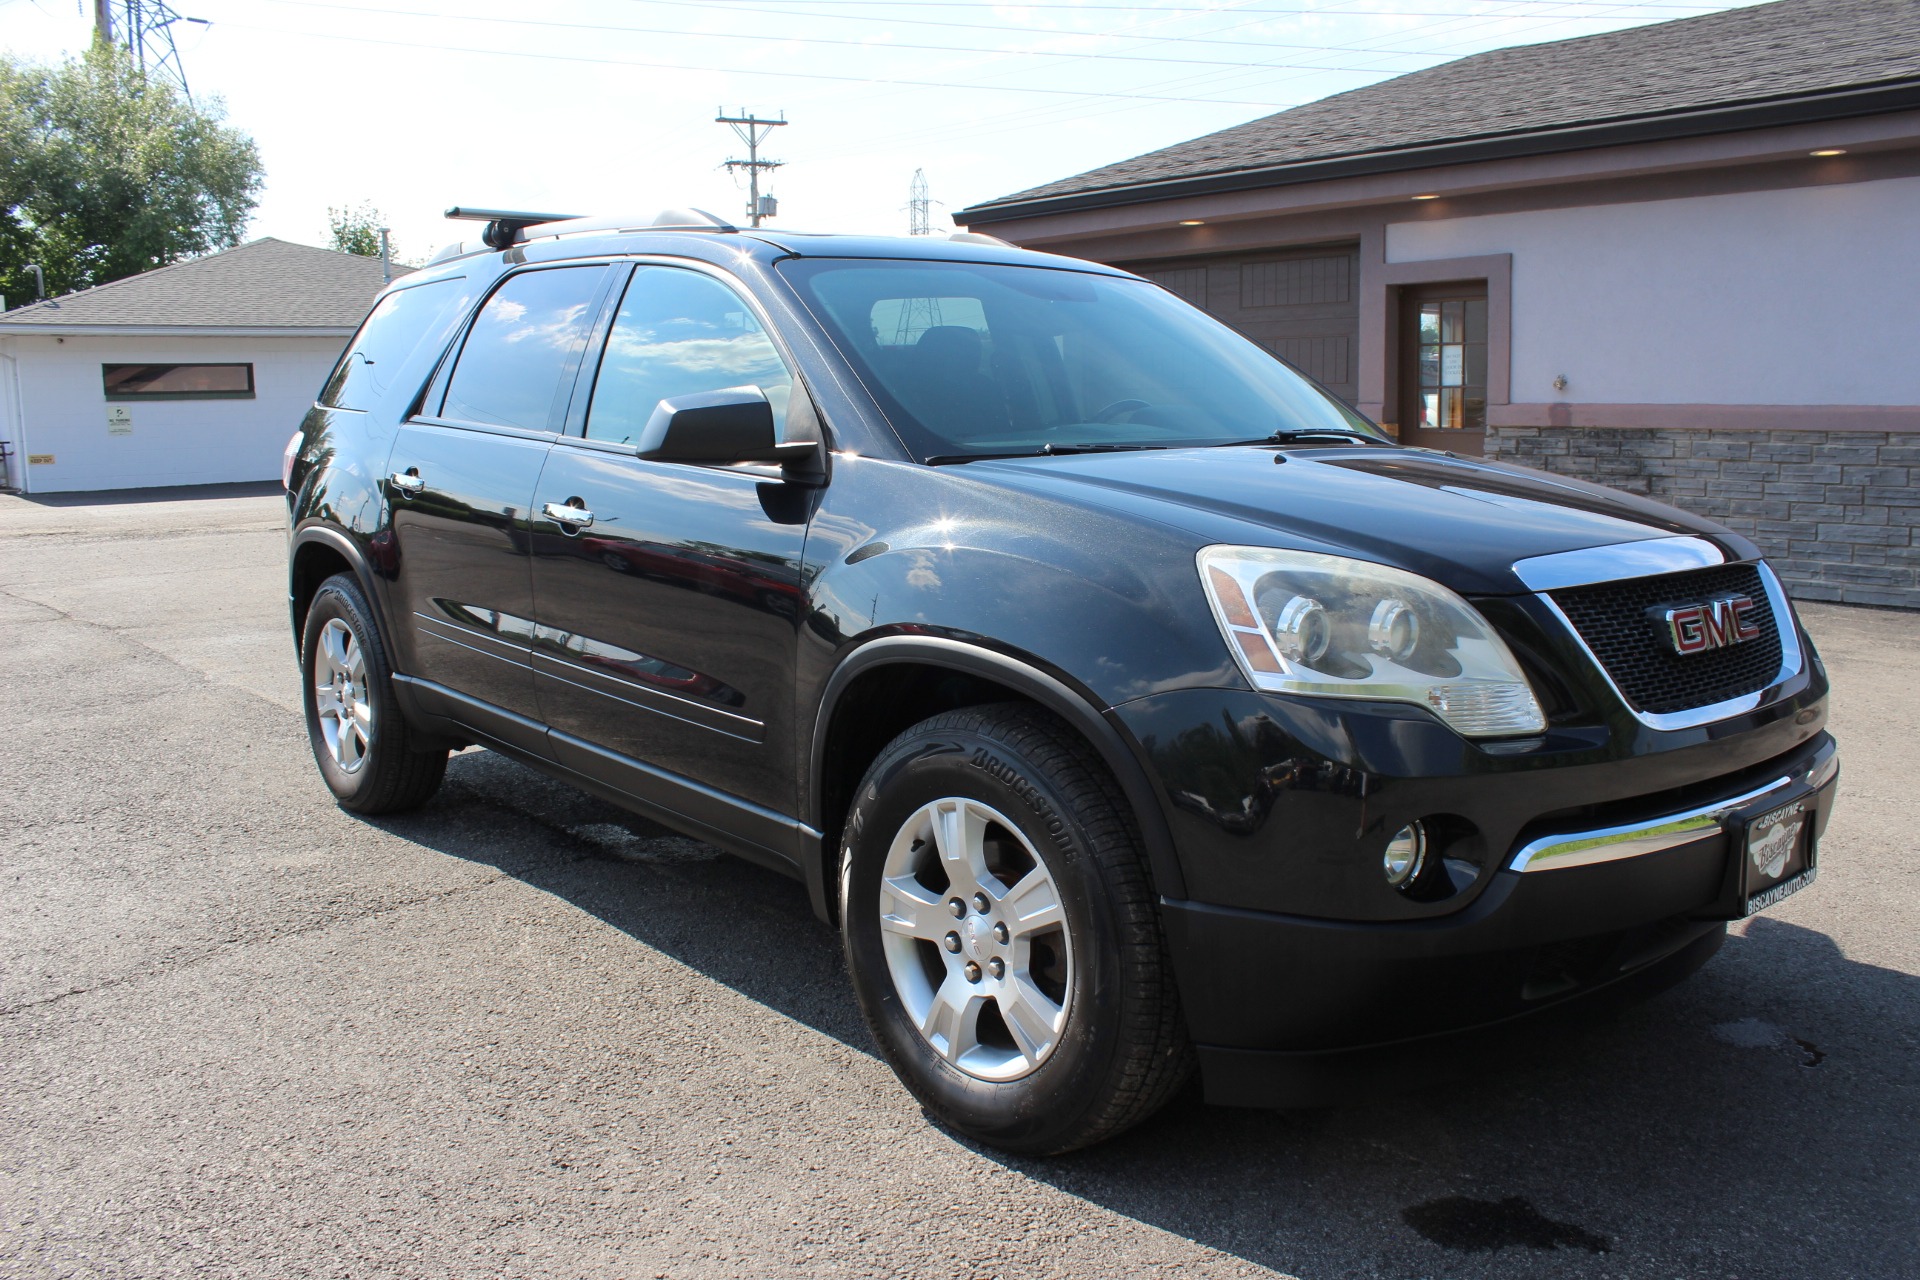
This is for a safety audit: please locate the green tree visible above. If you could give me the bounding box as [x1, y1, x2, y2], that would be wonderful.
[327, 202, 388, 259]
[0, 44, 262, 304]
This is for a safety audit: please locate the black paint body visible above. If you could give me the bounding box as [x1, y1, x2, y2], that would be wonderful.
[286, 228, 1835, 1102]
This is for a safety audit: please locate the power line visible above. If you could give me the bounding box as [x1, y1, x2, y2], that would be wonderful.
[210, 21, 1307, 105]
[249, 0, 1449, 74]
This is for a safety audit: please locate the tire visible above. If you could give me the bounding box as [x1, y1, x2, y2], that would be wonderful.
[300, 572, 447, 815]
[839, 702, 1192, 1154]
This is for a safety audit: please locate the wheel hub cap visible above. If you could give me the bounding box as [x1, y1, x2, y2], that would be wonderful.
[877, 797, 1072, 1082]
[313, 617, 371, 774]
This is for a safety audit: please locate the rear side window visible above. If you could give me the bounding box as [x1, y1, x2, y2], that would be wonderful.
[442, 266, 606, 431]
[320, 276, 474, 412]
[583, 266, 793, 445]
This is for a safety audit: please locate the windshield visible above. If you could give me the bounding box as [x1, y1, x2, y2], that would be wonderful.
[779, 258, 1384, 460]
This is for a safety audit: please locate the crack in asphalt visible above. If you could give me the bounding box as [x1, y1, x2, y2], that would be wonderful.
[0, 582, 293, 715]
[0, 869, 520, 1019]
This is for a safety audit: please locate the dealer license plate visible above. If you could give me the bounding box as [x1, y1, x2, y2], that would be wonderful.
[1741, 797, 1813, 917]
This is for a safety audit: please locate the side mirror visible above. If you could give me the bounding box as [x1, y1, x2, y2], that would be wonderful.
[634, 386, 818, 467]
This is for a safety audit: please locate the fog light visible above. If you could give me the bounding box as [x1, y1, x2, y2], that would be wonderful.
[1384, 822, 1427, 888]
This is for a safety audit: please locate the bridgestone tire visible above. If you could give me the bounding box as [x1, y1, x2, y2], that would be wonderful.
[300, 573, 447, 815]
[840, 703, 1192, 1154]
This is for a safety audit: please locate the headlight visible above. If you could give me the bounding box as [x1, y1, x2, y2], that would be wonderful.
[1198, 546, 1546, 737]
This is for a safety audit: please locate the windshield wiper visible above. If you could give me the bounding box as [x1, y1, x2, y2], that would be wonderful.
[1205, 429, 1384, 448]
[925, 443, 1167, 466]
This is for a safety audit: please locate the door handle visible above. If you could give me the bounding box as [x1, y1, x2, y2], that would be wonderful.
[389, 469, 424, 496]
[543, 500, 595, 530]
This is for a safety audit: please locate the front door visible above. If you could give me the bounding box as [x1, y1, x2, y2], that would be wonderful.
[1399, 284, 1488, 456]
[386, 263, 611, 736]
[529, 262, 811, 818]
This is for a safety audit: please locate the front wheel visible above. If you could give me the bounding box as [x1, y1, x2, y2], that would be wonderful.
[840, 704, 1192, 1154]
[300, 573, 447, 814]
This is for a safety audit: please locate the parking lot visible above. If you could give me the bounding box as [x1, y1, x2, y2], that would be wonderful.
[1, 485, 1914, 1280]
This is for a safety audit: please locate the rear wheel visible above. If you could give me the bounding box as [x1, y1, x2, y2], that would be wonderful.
[300, 573, 447, 814]
[840, 703, 1191, 1154]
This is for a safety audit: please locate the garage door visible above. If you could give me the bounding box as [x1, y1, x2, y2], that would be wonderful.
[1122, 244, 1361, 406]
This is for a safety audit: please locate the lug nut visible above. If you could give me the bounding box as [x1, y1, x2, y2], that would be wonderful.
[987, 957, 1005, 979]
[963, 961, 982, 983]
[948, 898, 966, 918]
[943, 932, 961, 953]
[972, 892, 991, 914]
[992, 922, 1008, 944]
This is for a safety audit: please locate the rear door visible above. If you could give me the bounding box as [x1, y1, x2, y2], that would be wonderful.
[527, 262, 811, 820]
[386, 263, 612, 747]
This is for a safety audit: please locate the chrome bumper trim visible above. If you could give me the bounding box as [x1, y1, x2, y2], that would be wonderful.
[1509, 747, 1836, 873]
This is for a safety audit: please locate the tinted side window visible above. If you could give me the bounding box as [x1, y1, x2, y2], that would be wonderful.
[320, 276, 474, 411]
[442, 266, 606, 431]
[584, 266, 792, 445]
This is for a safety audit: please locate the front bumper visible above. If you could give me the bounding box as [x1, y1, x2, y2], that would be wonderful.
[1118, 680, 1836, 1102]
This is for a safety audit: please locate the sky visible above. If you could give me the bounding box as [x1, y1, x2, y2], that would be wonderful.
[3, 0, 1765, 263]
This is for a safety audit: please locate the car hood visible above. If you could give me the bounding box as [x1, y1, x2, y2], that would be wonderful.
[961, 445, 1754, 596]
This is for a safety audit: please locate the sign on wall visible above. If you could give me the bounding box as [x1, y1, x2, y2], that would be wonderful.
[107, 406, 133, 436]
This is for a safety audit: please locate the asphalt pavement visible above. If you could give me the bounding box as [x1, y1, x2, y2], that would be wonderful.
[1, 485, 1914, 1279]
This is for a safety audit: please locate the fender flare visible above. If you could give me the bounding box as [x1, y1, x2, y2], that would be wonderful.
[806, 635, 1188, 918]
[288, 522, 393, 656]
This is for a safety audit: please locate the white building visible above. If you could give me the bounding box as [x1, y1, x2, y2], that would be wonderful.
[0, 238, 398, 493]
[958, 0, 1920, 607]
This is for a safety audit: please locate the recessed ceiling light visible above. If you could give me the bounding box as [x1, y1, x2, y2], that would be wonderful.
[1411, 193, 1440, 201]
[1810, 147, 1847, 156]
[1179, 219, 1205, 225]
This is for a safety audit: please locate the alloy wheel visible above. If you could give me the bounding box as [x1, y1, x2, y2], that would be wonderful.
[313, 617, 371, 773]
[877, 797, 1073, 1081]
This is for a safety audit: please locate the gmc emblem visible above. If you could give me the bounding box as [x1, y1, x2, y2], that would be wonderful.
[1657, 595, 1762, 654]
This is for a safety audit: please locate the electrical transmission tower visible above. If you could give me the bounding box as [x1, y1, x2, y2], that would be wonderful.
[716, 109, 787, 228]
[908, 169, 932, 236]
[93, 0, 203, 99]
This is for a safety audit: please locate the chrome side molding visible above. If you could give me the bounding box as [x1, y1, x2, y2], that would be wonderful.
[1511, 536, 1725, 592]
[1510, 747, 1837, 873]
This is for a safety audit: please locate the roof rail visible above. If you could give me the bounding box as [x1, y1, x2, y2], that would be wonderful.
[949, 231, 1012, 247]
[445, 206, 583, 251]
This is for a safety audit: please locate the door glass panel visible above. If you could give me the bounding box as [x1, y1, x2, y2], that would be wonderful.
[1415, 295, 1487, 433]
[443, 267, 605, 431]
[322, 276, 476, 411]
[584, 266, 794, 446]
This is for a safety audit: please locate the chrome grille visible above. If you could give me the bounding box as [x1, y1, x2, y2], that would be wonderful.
[1549, 563, 1784, 715]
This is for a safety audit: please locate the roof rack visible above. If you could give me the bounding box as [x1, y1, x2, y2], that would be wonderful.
[445, 206, 583, 251]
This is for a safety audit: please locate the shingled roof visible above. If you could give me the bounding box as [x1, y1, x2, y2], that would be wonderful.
[962, 0, 1920, 221]
[0, 237, 406, 333]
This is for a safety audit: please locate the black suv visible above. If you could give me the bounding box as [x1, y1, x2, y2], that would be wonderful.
[286, 209, 1838, 1154]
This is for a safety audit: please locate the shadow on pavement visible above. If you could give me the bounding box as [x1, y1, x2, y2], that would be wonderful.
[376, 748, 1918, 1278]
[5, 480, 284, 507]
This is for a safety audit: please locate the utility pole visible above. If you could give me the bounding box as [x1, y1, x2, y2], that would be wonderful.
[93, 0, 113, 44]
[907, 169, 935, 236]
[716, 109, 786, 228]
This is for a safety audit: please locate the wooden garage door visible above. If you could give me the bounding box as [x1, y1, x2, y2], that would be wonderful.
[1124, 244, 1361, 406]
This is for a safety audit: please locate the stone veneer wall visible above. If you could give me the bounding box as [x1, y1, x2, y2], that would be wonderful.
[1484, 427, 1919, 609]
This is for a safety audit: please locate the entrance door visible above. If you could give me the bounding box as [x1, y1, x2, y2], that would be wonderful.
[1399, 284, 1488, 455]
